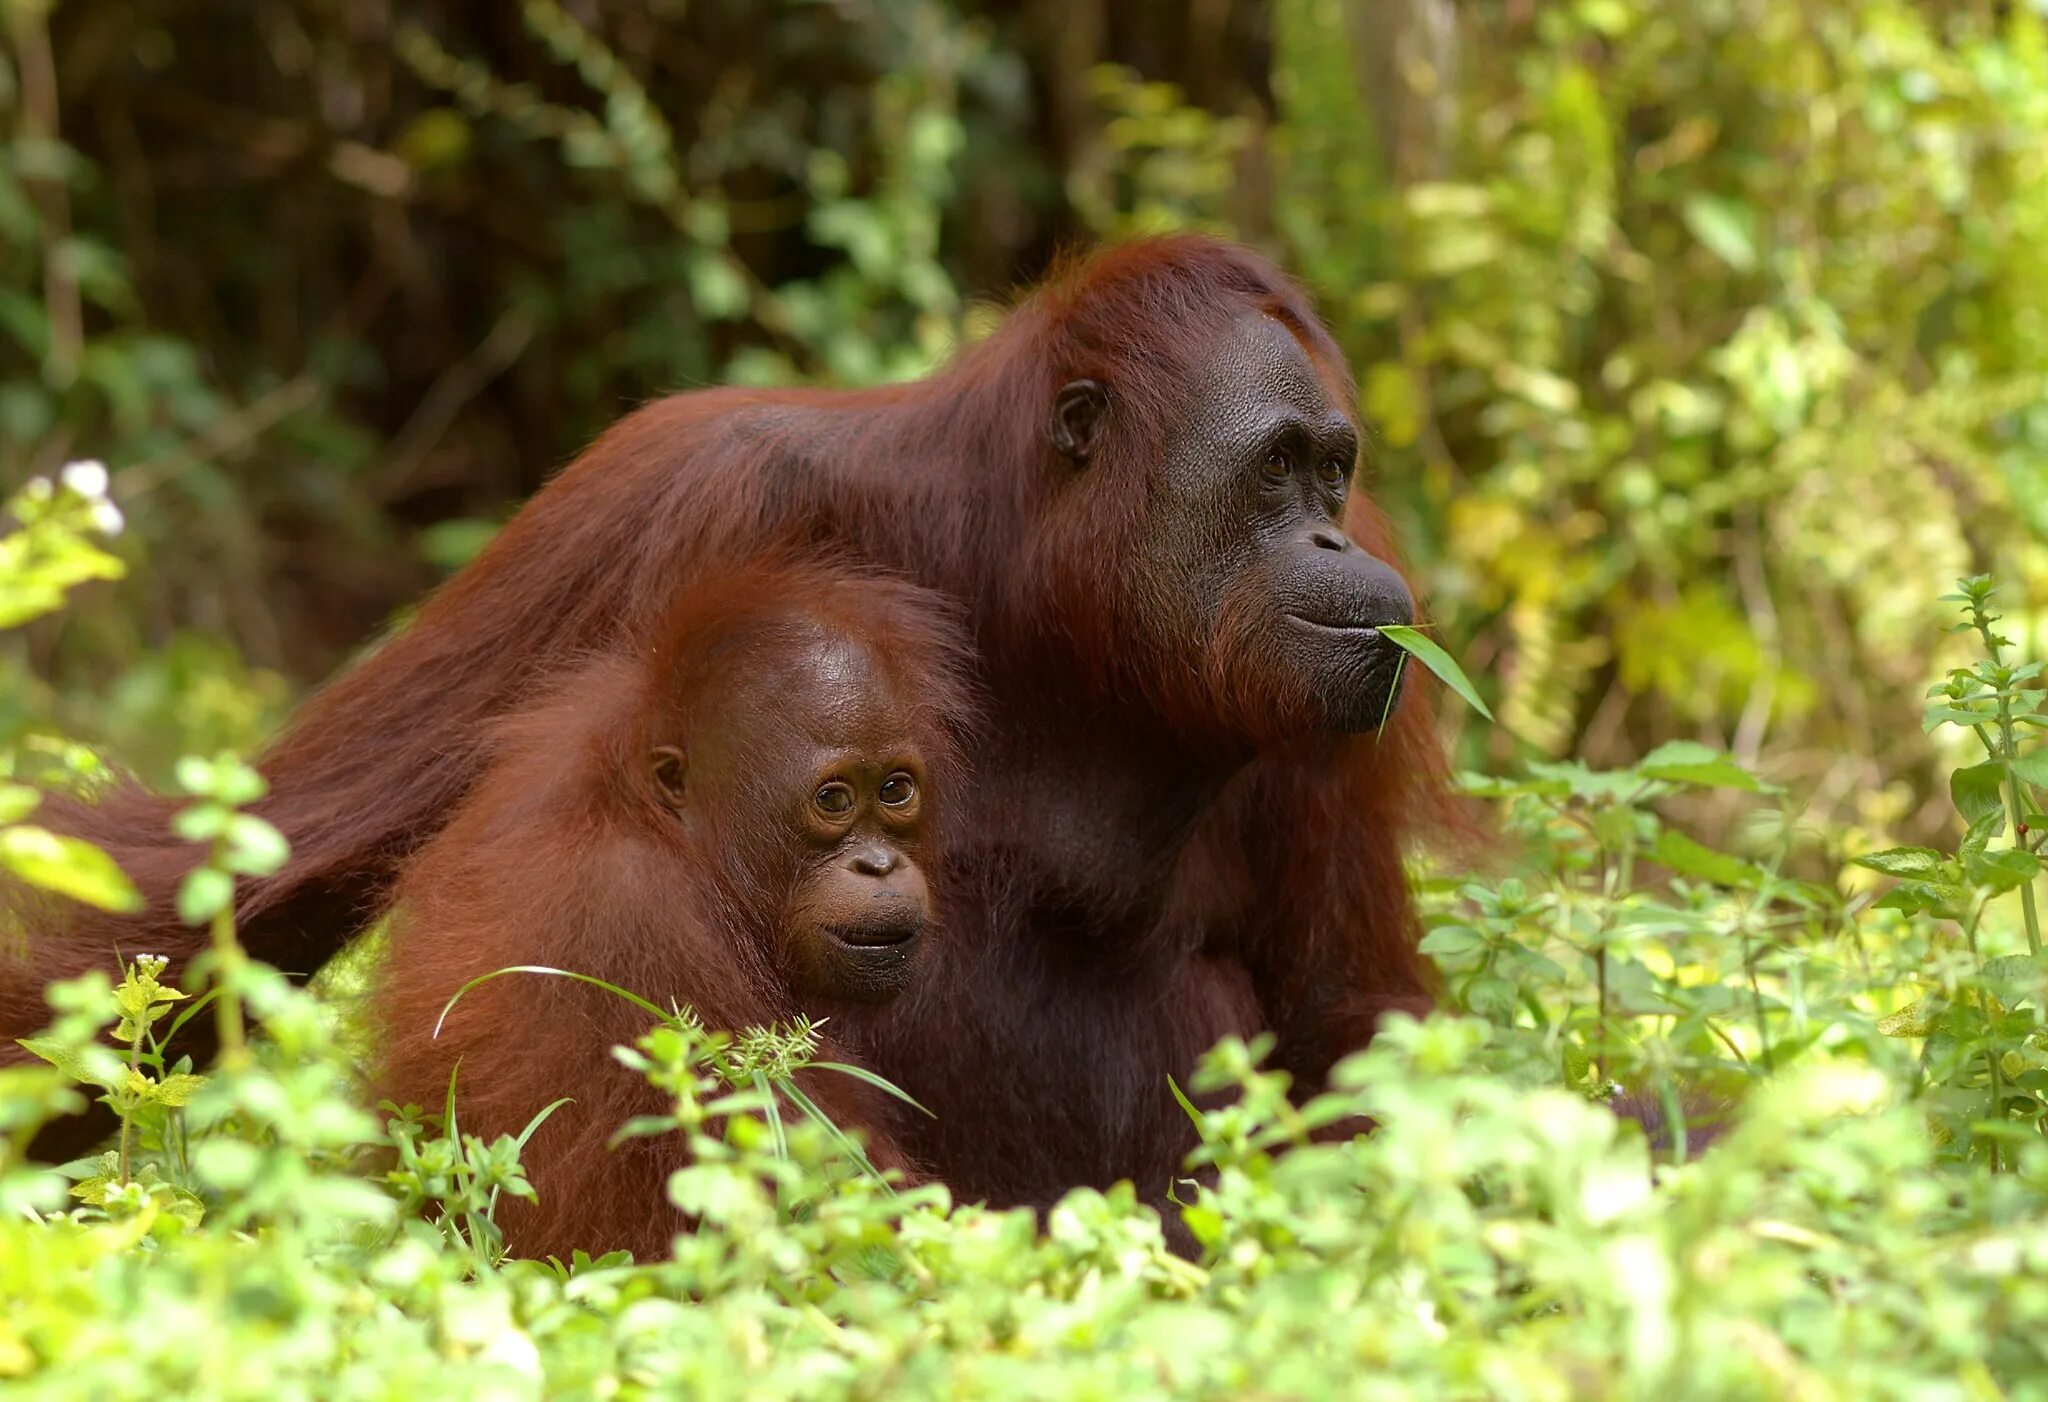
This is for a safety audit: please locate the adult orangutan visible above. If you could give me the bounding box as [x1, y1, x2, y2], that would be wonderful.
[4, 234, 1445, 1217]
[374, 561, 972, 1260]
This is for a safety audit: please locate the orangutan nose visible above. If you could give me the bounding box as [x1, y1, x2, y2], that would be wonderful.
[848, 845, 899, 878]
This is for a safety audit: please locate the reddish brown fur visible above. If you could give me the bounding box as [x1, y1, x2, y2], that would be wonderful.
[3, 234, 1450, 1223]
[374, 560, 974, 1261]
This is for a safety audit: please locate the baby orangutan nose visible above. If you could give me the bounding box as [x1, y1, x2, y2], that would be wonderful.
[848, 844, 899, 880]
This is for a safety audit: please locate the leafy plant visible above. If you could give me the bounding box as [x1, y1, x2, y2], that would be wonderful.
[1852, 576, 2048, 1168]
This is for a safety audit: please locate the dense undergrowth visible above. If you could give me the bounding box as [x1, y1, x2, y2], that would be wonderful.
[6, 476, 2048, 1401]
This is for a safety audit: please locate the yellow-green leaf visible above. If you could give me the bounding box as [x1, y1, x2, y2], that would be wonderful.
[0, 825, 142, 914]
[1378, 625, 1494, 721]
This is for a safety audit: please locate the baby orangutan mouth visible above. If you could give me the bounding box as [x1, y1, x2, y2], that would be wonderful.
[832, 913, 924, 948]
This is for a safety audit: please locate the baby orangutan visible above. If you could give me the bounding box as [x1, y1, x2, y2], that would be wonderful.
[371, 560, 974, 1261]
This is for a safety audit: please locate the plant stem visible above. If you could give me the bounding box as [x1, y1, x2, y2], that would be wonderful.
[1595, 944, 1608, 1077]
[1962, 896, 2003, 1173]
[1996, 708, 2043, 958]
[210, 906, 247, 1068]
[1975, 601, 2043, 957]
[118, 1030, 143, 1187]
[1742, 925, 1774, 1072]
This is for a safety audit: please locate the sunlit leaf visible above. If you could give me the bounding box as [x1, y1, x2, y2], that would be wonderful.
[1652, 829, 1763, 888]
[1637, 741, 1767, 792]
[1951, 761, 2007, 825]
[1853, 846, 1947, 878]
[0, 825, 142, 913]
[1377, 625, 1494, 721]
[1682, 194, 1758, 271]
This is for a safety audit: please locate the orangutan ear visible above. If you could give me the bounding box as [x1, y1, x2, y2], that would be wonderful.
[650, 746, 688, 807]
[1049, 379, 1109, 463]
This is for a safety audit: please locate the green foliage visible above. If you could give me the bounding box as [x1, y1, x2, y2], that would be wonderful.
[430, 964, 926, 1185]
[0, 466, 122, 631]
[0, 471, 138, 917]
[11, 966, 2048, 1397]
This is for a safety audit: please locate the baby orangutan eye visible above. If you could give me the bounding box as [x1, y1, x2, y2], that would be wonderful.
[814, 781, 856, 816]
[879, 773, 917, 807]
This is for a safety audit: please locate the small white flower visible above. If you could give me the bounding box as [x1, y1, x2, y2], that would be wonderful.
[90, 499, 125, 537]
[22, 476, 52, 501]
[59, 459, 109, 500]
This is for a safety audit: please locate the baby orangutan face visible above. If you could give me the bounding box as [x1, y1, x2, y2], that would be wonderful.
[650, 628, 937, 1005]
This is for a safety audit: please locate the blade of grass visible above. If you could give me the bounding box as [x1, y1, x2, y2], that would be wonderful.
[440, 1059, 493, 1268]
[1378, 623, 1494, 721]
[162, 986, 223, 1044]
[754, 1070, 789, 1160]
[488, 1095, 574, 1220]
[780, 1079, 892, 1191]
[807, 1060, 936, 1117]
[1167, 1074, 1206, 1132]
[435, 965, 672, 1037]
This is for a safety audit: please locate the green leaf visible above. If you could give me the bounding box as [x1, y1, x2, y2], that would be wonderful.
[1524, 759, 1641, 801]
[176, 867, 234, 925]
[1681, 194, 1758, 271]
[2009, 750, 2048, 789]
[1951, 761, 2008, 825]
[0, 825, 142, 913]
[212, 761, 268, 808]
[1463, 974, 1517, 1019]
[1652, 829, 1764, 888]
[1376, 625, 1494, 721]
[1962, 809, 2006, 860]
[1981, 956, 2048, 1006]
[1637, 741, 1766, 792]
[222, 814, 289, 877]
[1854, 846, 1947, 878]
[1592, 803, 1638, 853]
[171, 803, 227, 842]
[1878, 996, 1946, 1038]
[150, 1072, 207, 1107]
[1418, 926, 1486, 957]
[0, 783, 41, 825]
[1872, 880, 1970, 921]
[69, 1175, 115, 1206]
[1925, 703, 1997, 732]
[16, 1035, 123, 1090]
[1966, 846, 2039, 895]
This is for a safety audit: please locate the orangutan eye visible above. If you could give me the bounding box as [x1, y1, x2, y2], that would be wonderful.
[1261, 446, 1293, 482]
[879, 773, 917, 807]
[814, 781, 856, 816]
[1319, 457, 1348, 488]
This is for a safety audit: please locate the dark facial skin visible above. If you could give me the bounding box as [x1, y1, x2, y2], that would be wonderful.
[651, 633, 934, 1005]
[1061, 312, 1414, 734]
